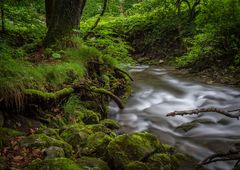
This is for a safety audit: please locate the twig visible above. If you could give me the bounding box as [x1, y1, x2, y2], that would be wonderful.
[83, 0, 108, 40]
[166, 107, 240, 119]
[199, 150, 240, 166]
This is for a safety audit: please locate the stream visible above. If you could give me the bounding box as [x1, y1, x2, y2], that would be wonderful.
[109, 65, 240, 170]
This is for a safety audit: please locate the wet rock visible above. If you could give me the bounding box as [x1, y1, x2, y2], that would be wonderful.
[100, 119, 120, 130]
[20, 134, 73, 157]
[44, 146, 65, 159]
[176, 119, 215, 132]
[24, 158, 82, 170]
[77, 156, 110, 170]
[106, 132, 161, 169]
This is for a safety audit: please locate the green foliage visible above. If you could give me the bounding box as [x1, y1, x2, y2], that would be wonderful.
[176, 0, 240, 67]
[63, 95, 82, 114]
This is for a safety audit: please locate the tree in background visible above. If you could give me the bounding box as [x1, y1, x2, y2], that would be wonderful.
[44, 0, 86, 46]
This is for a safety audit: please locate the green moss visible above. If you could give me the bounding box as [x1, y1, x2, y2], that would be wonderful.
[20, 134, 73, 157]
[82, 132, 113, 156]
[100, 119, 120, 130]
[45, 146, 65, 159]
[37, 127, 62, 140]
[0, 127, 24, 148]
[77, 156, 110, 170]
[24, 88, 74, 101]
[125, 161, 150, 170]
[86, 124, 115, 136]
[146, 153, 180, 170]
[24, 158, 83, 170]
[106, 132, 161, 169]
[60, 127, 91, 150]
[63, 95, 85, 124]
[83, 109, 101, 124]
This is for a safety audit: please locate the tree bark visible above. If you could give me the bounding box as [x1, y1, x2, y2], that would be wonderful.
[0, 0, 5, 33]
[44, 0, 86, 47]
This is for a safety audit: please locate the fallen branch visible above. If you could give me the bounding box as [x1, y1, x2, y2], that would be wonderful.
[166, 107, 240, 119]
[199, 150, 240, 166]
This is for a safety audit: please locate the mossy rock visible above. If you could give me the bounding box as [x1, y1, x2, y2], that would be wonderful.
[106, 132, 162, 169]
[86, 124, 114, 135]
[83, 110, 101, 124]
[45, 146, 65, 159]
[66, 111, 85, 124]
[60, 127, 91, 150]
[176, 119, 214, 132]
[24, 158, 83, 170]
[37, 127, 62, 140]
[100, 119, 120, 130]
[125, 161, 150, 170]
[20, 134, 73, 157]
[82, 132, 113, 156]
[146, 153, 180, 170]
[77, 156, 110, 170]
[0, 127, 24, 148]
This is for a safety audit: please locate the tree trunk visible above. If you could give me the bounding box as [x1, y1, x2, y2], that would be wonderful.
[44, 0, 86, 47]
[0, 0, 5, 33]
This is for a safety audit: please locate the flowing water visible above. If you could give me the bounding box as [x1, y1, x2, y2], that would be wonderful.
[109, 65, 240, 170]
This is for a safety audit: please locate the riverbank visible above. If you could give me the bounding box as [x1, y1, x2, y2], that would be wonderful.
[135, 57, 240, 88]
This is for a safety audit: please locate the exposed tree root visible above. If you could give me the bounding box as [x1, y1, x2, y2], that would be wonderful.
[24, 88, 74, 101]
[198, 150, 240, 166]
[166, 107, 240, 119]
[24, 84, 124, 110]
[114, 67, 134, 81]
[89, 86, 124, 109]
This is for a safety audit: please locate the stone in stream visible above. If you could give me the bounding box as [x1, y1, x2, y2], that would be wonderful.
[175, 118, 215, 133]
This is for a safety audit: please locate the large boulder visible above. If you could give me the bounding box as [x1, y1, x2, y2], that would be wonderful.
[106, 132, 162, 169]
